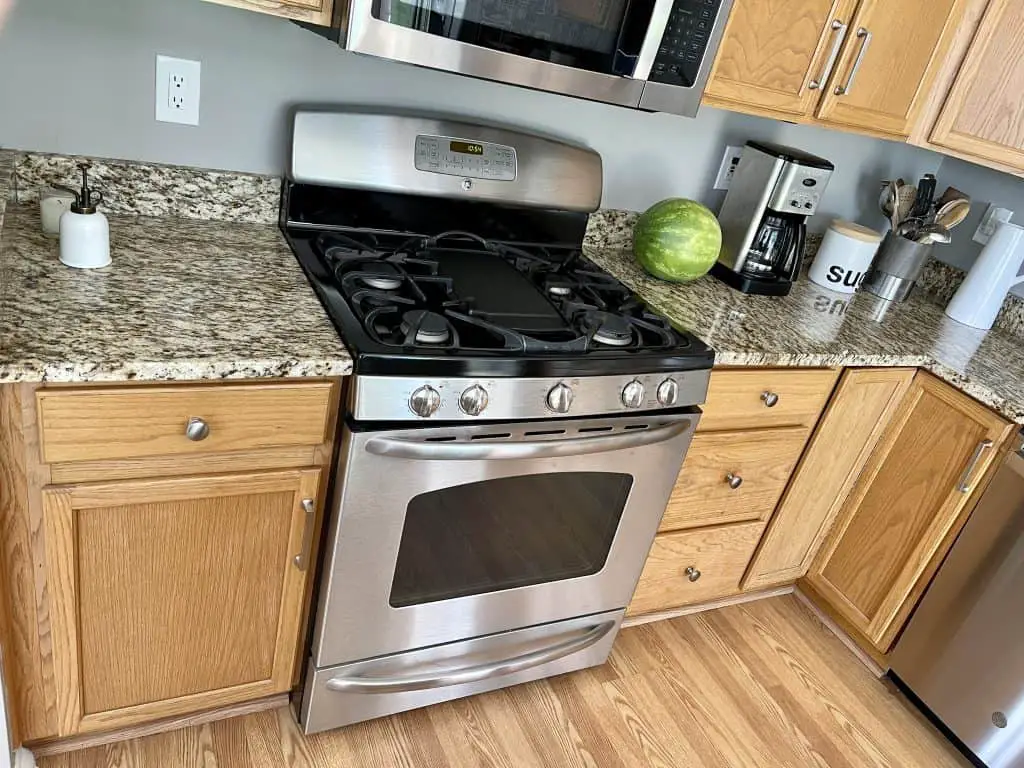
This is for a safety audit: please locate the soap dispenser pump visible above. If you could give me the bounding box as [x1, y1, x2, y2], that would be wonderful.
[56, 164, 110, 269]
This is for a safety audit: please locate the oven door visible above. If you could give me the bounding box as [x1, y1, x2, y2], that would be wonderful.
[341, 0, 671, 107]
[313, 410, 697, 667]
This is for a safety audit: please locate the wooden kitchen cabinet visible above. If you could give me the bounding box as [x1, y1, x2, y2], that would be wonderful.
[803, 372, 1013, 654]
[201, 0, 335, 25]
[704, 0, 858, 119]
[43, 469, 321, 736]
[929, 0, 1024, 173]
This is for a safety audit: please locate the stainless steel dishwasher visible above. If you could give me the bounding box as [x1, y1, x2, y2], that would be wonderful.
[890, 431, 1024, 768]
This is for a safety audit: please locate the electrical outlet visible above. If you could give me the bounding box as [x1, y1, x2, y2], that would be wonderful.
[155, 55, 201, 126]
[973, 205, 1013, 244]
[713, 145, 744, 190]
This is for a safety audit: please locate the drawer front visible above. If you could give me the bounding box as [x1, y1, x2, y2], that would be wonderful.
[698, 369, 839, 432]
[37, 382, 335, 464]
[627, 522, 765, 616]
[660, 427, 810, 532]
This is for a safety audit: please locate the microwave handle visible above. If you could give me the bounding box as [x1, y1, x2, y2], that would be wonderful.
[365, 418, 696, 461]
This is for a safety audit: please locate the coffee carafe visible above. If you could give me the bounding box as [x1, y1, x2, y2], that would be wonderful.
[712, 142, 834, 296]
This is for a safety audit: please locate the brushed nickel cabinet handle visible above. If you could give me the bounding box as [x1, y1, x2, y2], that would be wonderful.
[761, 391, 780, 408]
[957, 439, 994, 494]
[685, 566, 701, 582]
[809, 19, 848, 89]
[294, 498, 316, 571]
[726, 472, 743, 490]
[185, 416, 210, 441]
[834, 27, 872, 96]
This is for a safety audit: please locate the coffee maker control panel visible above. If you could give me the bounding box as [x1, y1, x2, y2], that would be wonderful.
[768, 163, 833, 216]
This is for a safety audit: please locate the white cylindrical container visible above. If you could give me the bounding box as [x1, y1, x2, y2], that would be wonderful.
[946, 221, 1024, 330]
[808, 220, 883, 293]
[59, 210, 110, 269]
[39, 188, 76, 237]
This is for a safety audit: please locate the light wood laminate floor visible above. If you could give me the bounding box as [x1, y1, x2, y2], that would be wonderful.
[40, 596, 967, 767]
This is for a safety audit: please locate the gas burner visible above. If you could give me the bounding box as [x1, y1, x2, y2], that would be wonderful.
[582, 311, 635, 347]
[400, 310, 452, 345]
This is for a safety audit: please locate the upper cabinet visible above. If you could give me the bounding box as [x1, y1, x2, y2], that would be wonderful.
[703, 0, 858, 119]
[201, 0, 334, 25]
[929, 0, 1024, 172]
[706, 0, 968, 140]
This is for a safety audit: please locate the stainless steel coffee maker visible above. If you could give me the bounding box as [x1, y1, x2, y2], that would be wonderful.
[712, 142, 835, 296]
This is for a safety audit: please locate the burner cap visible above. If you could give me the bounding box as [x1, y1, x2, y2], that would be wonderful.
[400, 310, 451, 345]
[546, 283, 573, 297]
[588, 312, 634, 347]
[359, 262, 403, 291]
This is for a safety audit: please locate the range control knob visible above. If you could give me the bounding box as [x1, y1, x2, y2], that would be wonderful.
[459, 385, 489, 416]
[657, 378, 680, 407]
[621, 379, 645, 409]
[546, 383, 574, 414]
[409, 385, 441, 418]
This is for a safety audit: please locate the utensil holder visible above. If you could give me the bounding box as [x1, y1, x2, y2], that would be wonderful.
[863, 233, 933, 302]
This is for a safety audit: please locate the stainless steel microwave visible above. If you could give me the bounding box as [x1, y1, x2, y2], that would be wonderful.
[334, 0, 735, 117]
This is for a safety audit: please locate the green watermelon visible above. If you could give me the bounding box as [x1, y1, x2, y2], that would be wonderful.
[633, 199, 721, 283]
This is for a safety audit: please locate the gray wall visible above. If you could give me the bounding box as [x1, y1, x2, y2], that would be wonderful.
[932, 156, 1024, 298]
[0, 0, 943, 230]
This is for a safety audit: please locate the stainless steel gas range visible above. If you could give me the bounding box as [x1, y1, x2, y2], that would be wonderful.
[280, 110, 715, 734]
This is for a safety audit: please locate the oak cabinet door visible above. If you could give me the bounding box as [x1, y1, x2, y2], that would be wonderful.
[43, 469, 321, 736]
[805, 373, 1012, 653]
[930, 0, 1024, 171]
[705, 0, 857, 118]
[201, 0, 333, 24]
[814, 0, 965, 138]
[743, 368, 915, 590]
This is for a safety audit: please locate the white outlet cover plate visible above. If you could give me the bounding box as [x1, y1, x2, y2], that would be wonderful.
[972, 205, 1013, 244]
[713, 145, 744, 190]
[155, 55, 201, 126]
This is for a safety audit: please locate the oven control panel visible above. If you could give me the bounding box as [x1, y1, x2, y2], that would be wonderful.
[351, 371, 713, 422]
[649, 0, 722, 87]
[414, 135, 517, 182]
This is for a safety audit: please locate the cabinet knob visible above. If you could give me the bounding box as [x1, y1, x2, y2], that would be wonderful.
[761, 391, 780, 408]
[185, 416, 210, 441]
[726, 472, 743, 490]
[685, 566, 701, 583]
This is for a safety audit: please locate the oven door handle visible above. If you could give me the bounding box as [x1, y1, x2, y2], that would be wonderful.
[324, 620, 616, 695]
[364, 419, 696, 461]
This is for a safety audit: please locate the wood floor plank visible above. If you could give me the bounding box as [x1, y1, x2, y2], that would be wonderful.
[37, 595, 967, 768]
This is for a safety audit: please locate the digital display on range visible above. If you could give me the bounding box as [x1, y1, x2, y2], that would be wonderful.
[450, 140, 484, 155]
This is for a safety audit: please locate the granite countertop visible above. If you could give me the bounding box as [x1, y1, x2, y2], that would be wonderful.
[0, 205, 352, 381]
[584, 246, 1024, 425]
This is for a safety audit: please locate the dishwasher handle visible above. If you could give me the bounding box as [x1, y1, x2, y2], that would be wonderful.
[957, 439, 995, 494]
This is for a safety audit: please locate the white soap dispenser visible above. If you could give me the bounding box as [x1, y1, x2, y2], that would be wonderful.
[56, 164, 110, 269]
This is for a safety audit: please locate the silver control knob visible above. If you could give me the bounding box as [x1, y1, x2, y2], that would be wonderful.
[657, 378, 680, 407]
[459, 385, 489, 416]
[409, 385, 441, 418]
[621, 379, 645, 409]
[546, 383, 574, 414]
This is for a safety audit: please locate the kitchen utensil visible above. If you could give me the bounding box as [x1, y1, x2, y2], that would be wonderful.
[934, 186, 970, 215]
[879, 182, 896, 220]
[912, 174, 936, 218]
[895, 184, 918, 226]
[808, 219, 883, 293]
[885, 181, 900, 231]
[946, 221, 1024, 329]
[914, 225, 951, 245]
[935, 199, 971, 230]
[863, 232, 933, 302]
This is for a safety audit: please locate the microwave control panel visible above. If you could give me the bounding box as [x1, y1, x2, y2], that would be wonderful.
[414, 135, 518, 181]
[649, 0, 722, 87]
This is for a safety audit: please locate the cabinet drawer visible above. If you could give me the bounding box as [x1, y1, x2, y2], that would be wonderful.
[37, 382, 335, 465]
[698, 369, 839, 432]
[660, 427, 810, 532]
[627, 522, 764, 616]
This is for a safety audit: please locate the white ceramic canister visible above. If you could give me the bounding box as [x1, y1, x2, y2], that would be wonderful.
[57, 164, 111, 269]
[808, 219, 883, 293]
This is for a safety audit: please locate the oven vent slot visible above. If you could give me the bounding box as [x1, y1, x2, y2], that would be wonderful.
[578, 426, 614, 433]
[470, 432, 513, 440]
[425, 436, 458, 442]
[524, 429, 565, 437]
[623, 424, 650, 430]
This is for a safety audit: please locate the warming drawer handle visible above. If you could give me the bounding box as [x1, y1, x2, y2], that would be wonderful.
[324, 621, 616, 695]
[957, 439, 994, 494]
[364, 419, 695, 461]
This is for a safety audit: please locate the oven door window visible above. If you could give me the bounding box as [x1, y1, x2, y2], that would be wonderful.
[373, 0, 654, 76]
[390, 472, 633, 607]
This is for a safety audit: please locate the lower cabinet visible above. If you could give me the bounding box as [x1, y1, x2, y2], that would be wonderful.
[43, 469, 321, 736]
[803, 372, 1013, 653]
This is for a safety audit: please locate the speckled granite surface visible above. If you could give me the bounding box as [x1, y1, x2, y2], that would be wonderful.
[0, 149, 15, 222]
[0, 206, 351, 381]
[584, 245, 1024, 425]
[14, 153, 280, 225]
